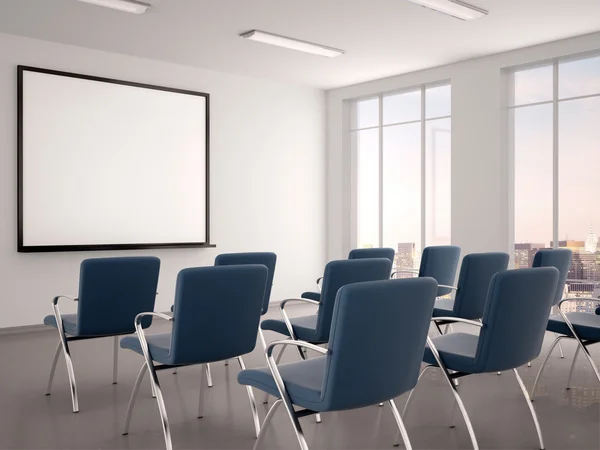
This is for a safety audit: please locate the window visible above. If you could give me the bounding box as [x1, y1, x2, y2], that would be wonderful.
[510, 54, 600, 308]
[352, 83, 451, 270]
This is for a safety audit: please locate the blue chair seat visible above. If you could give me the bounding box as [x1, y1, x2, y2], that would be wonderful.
[261, 315, 322, 343]
[423, 332, 479, 373]
[301, 291, 321, 302]
[546, 313, 600, 342]
[238, 357, 326, 411]
[432, 298, 455, 317]
[120, 333, 172, 364]
[43, 314, 78, 336]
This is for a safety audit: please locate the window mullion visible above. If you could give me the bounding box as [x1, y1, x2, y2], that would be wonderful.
[378, 94, 384, 248]
[421, 85, 427, 253]
[552, 60, 559, 249]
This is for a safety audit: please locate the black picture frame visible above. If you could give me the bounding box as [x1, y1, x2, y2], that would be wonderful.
[17, 65, 213, 253]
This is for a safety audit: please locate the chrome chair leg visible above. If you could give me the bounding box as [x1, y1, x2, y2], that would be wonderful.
[399, 365, 433, 420]
[258, 328, 267, 351]
[571, 339, 600, 383]
[253, 399, 282, 450]
[122, 363, 149, 435]
[531, 336, 566, 400]
[198, 363, 208, 418]
[45, 341, 62, 395]
[149, 366, 172, 450]
[263, 344, 288, 404]
[426, 337, 479, 450]
[390, 399, 413, 450]
[557, 335, 565, 359]
[513, 368, 545, 450]
[53, 305, 79, 413]
[566, 344, 580, 390]
[206, 363, 213, 388]
[238, 356, 261, 437]
[113, 336, 119, 384]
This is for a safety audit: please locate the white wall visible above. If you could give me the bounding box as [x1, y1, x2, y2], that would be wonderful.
[327, 31, 600, 261]
[0, 32, 326, 328]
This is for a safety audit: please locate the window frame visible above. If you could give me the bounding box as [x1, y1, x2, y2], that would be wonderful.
[508, 51, 600, 263]
[350, 80, 451, 251]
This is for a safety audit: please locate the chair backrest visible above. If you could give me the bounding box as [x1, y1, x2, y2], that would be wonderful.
[77, 257, 160, 336]
[316, 258, 392, 342]
[348, 248, 395, 263]
[452, 252, 510, 319]
[532, 249, 572, 306]
[214, 252, 277, 315]
[473, 267, 559, 373]
[320, 278, 438, 410]
[169, 265, 268, 365]
[419, 246, 461, 296]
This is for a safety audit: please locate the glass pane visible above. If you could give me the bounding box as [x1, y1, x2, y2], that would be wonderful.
[356, 129, 379, 248]
[559, 56, 600, 99]
[514, 104, 553, 267]
[382, 123, 421, 272]
[352, 98, 379, 129]
[426, 118, 451, 246]
[426, 85, 451, 119]
[383, 90, 421, 125]
[559, 97, 600, 301]
[513, 65, 553, 106]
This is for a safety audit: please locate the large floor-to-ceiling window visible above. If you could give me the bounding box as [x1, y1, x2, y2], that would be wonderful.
[351, 83, 451, 270]
[510, 53, 600, 307]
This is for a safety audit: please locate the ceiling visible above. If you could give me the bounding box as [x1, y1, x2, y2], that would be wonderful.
[0, 0, 599, 89]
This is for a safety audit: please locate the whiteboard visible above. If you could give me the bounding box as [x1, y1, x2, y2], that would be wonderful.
[18, 66, 210, 252]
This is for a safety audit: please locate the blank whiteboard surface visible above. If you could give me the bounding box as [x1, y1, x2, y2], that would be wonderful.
[19, 68, 208, 250]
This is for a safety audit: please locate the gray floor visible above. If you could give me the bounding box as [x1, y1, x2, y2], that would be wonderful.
[1, 305, 599, 450]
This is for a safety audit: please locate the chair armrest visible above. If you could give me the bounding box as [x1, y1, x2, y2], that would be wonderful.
[279, 298, 320, 340]
[52, 294, 78, 304]
[438, 284, 458, 291]
[432, 317, 483, 328]
[133, 312, 173, 363]
[263, 340, 328, 408]
[316, 277, 323, 292]
[391, 269, 419, 279]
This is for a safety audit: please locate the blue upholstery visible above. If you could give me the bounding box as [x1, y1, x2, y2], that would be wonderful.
[262, 258, 392, 344]
[43, 257, 160, 337]
[300, 291, 321, 302]
[425, 267, 560, 373]
[433, 252, 509, 319]
[121, 333, 172, 364]
[260, 315, 319, 342]
[43, 314, 78, 336]
[240, 277, 438, 412]
[532, 249, 572, 306]
[348, 247, 395, 262]
[214, 252, 277, 315]
[419, 246, 461, 296]
[122, 265, 268, 366]
[301, 248, 395, 302]
[546, 313, 600, 342]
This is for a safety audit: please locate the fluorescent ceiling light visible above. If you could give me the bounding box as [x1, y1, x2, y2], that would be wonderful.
[240, 30, 344, 58]
[76, 0, 150, 14]
[407, 0, 488, 21]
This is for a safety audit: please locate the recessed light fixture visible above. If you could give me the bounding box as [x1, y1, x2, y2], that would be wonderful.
[407, 0, 488, 21]
[240, 30, 344, 58]
[76, 0, 150, 14]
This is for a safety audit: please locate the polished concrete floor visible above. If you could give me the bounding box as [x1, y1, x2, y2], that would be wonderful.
[1, 304, 599, 450]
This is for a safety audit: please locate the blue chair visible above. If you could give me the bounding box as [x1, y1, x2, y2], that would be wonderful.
[302, 247, 394, 301]
[529, 250, 600, 395]
[392, 245, 461, 297]
[43, 256, 160, 413]
[239, 277, 439, 450]
[171, 252, 277, 380]
[397, 267, 560, 450]
[120, 265, 268, 450]
[432, 252, 509, 334]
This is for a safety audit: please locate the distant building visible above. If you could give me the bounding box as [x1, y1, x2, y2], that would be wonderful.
[396, 243, 419, 276]
[514, 242, 546, 268]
